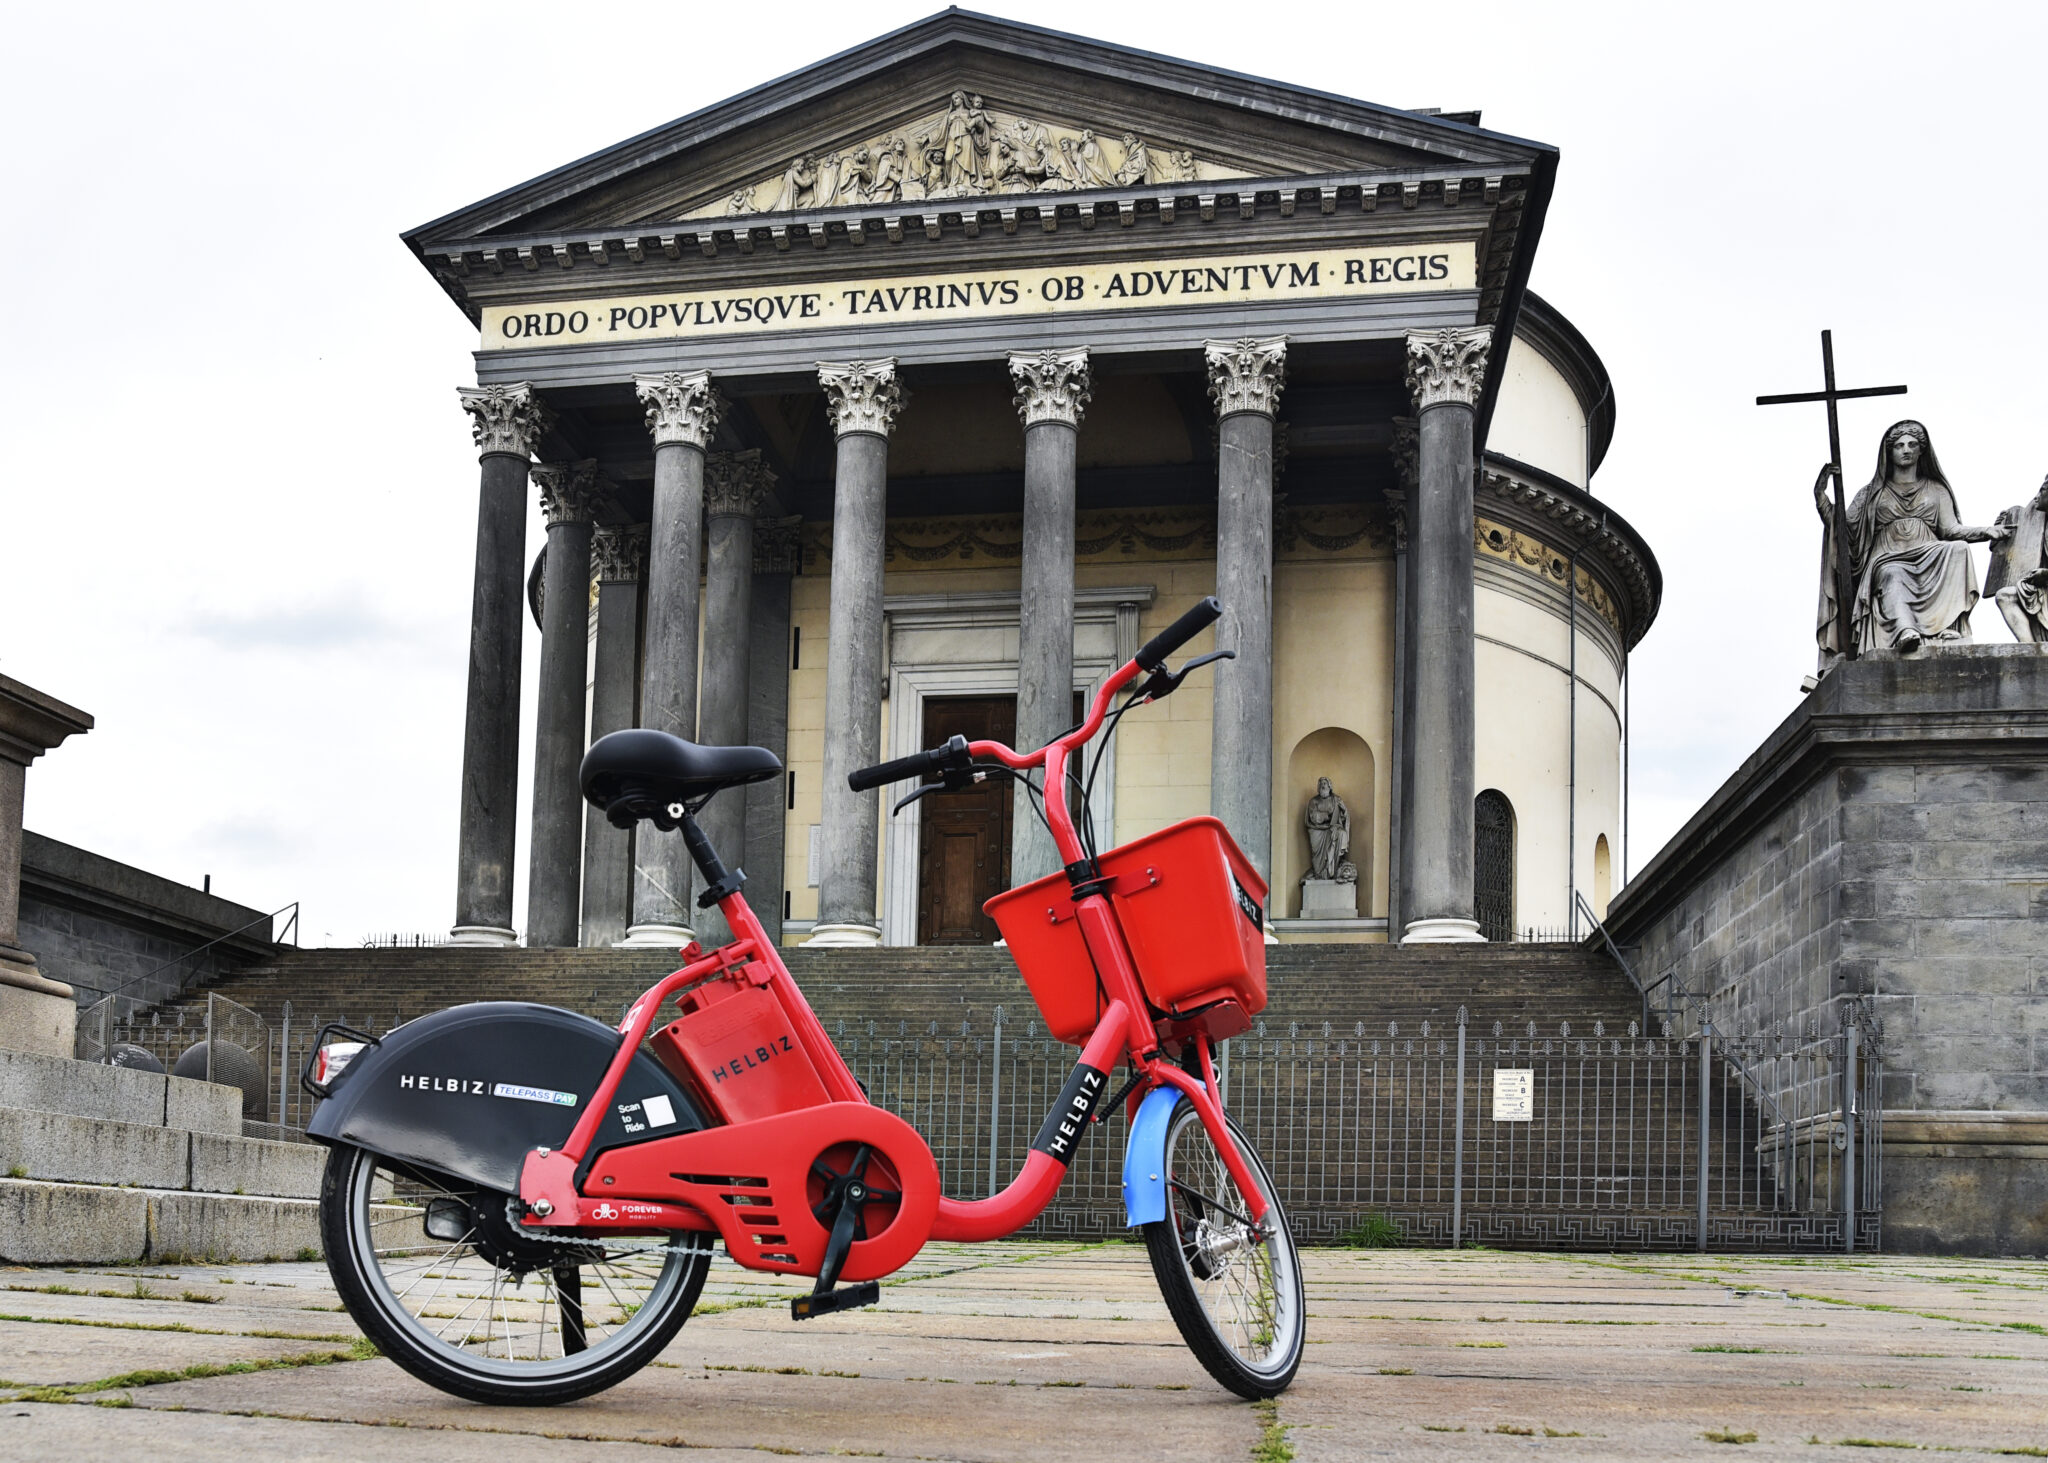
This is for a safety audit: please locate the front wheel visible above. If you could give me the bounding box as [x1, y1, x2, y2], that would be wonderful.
[1142, 1100, 1304, 1398]
[320, 1143, 710, 1405]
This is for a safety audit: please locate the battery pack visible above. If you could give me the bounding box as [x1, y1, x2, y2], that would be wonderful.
[648, 980, 832, 1126]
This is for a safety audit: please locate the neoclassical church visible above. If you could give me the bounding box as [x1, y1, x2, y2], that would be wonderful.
[411, 11, 1659, 951]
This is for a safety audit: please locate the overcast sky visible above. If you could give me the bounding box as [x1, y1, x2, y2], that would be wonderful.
[4, 1, 2043, 946]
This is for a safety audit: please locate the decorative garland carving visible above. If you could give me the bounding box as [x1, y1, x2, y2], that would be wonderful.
[802, 502, 1386, 566]
[1479, 466, 1660, 646]
[1473, 515, 1622, 634]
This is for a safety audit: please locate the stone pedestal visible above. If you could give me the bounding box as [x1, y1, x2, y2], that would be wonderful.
[1298, 879, 1359, 919]
[1608, 644, 2048, 1256]
[0, 675, 93, 1057]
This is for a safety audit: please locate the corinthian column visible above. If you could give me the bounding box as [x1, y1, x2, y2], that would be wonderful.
[622, 370, 723, 947]
[1205, 337, 1286, 885]
[581, 523, 646, 947]
[525, 461, 602, 948]
[1008, 347, 1091, 887]
[451, 382, 550, 945]
[808, 359, 905, 947]
[1400, 327, 1491, 943]
[695, 449, 772, 944]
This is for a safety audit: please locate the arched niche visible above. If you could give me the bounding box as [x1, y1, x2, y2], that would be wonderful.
[1282, 727, 1374, 917]
[1593, 834, 1612, 919]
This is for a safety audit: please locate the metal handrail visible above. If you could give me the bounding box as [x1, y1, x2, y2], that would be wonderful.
[1573, 891, 1789, 1133]
[101, 901, 299, 1003]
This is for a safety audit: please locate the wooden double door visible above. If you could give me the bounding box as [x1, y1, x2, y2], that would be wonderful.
[916, 696, 1015, 945]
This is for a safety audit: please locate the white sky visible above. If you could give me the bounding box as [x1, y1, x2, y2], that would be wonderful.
[4, 1, 2043, 946]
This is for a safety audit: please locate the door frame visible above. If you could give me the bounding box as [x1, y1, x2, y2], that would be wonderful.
[880, 586, 1153, 947]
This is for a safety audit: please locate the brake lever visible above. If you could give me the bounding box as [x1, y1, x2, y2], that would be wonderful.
[891, 765, 1000, 816]
[1136, 648, 1236, 702]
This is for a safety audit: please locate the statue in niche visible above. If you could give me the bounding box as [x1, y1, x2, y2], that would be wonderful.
[1989, 473, 2048, 643]
[1816, 419, 2010, 659]
[1304, 778, 1357, 883]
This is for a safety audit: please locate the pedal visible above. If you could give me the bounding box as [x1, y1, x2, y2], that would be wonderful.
[790, 1281, 879, 1320]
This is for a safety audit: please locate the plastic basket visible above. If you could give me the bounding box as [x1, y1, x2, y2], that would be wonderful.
[984, 816, 1269, 1045]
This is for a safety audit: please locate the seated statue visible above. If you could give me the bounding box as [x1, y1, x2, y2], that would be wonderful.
[1988, 473, 2048, 643]
[1816, 419, 2010, 659]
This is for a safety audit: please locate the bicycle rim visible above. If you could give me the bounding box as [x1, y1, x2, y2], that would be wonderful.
[1151, 1102, 1304, 1389]
[338, 1146, 703, 1384]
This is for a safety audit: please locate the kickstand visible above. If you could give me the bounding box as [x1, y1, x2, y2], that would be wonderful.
[791, 1144, 887, 1320]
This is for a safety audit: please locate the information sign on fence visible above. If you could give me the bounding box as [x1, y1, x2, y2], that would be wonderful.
[1492, 1068, 1533, 1121]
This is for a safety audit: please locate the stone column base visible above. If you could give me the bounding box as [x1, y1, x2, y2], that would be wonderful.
[1401, 917, 1486, 945]
[447, 925, 519, 947]
[617, 923, 696, 949]
[0, 954, 77, 1058]
[804, 922, 883, 948]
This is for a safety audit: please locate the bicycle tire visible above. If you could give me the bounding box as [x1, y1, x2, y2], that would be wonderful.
[320, 1142, 709, 1405]
[1141, 1099, 1304, 1398]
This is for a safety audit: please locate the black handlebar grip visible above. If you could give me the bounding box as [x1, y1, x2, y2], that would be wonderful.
[1135, 596, 1223, 671]
[848, 735, 969, 792]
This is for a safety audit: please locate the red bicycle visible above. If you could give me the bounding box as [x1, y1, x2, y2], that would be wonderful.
[306, 596, 1303, 1404]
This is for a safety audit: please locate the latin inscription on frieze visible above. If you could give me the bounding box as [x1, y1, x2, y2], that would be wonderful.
[479, 243, 1476, 350]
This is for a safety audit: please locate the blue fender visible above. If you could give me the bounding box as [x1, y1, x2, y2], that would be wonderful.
[1121, 1086, 1184, 1226]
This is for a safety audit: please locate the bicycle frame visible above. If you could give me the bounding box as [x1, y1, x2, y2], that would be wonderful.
[516, 651, 1268, 1267]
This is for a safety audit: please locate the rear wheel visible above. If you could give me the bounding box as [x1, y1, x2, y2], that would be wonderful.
[320, 1143, 710, 1405]
[1142, 1100, 1304, 1398]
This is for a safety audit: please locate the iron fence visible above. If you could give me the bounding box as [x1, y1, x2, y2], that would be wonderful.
[103, 997, 1879, 1252]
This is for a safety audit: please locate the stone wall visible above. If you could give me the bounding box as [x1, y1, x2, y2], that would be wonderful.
[17, 833, 279, 1012]
[1608, 646, 2048, 1256]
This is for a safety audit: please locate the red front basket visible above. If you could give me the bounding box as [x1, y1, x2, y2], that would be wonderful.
[984, 816, 1269, 1045]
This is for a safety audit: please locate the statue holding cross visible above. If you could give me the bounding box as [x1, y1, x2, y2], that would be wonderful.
[1760, 332, 2010, 665]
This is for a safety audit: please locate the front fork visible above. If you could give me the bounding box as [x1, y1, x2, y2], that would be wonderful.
[1122, 1032, 1269, 1231]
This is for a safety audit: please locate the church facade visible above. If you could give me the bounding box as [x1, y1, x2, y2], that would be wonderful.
[409, 12, 1658, 951]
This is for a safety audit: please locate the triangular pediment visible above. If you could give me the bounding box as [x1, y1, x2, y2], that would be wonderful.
[408, 10, 1552, 248]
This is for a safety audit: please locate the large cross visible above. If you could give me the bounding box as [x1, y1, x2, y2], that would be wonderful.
[1757, 330, 1908, 662]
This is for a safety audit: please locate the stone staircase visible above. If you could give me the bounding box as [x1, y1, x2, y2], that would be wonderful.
[164, 941, 1652, 1043]
[0, 1048, 326, 1264]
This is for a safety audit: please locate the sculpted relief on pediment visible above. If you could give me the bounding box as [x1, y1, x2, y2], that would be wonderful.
[686, 92, 1250, 220]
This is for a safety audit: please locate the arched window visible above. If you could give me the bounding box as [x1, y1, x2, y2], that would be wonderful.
[1593, 834, 1613, 919]
[1474, 790, 1515, 942]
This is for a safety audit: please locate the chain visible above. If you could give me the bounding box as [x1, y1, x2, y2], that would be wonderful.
[503, 1198, 708, 1260]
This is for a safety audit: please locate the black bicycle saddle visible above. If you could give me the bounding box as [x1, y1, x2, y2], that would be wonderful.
[580, 729, 782, 826]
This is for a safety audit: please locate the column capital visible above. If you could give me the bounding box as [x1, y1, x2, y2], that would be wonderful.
[753, 514, 804, 575]
[633, 370, 725, 448]
[592, 523, 649, 583]
[1204, 337, 1288, 419]
[1008, 346, 1092, 428]
[532, 460, 604, 527]
[457, 382, 551, 458]
[1404, 327, 1492, 411]
[706, 448, 776, 519]
[817, 359, 906, 437]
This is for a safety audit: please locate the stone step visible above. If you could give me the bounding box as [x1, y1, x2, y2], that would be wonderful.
[0, 1049, 241, 1137]
[0, 1106, 324, 1199]
[0, 1177, 323, 1265]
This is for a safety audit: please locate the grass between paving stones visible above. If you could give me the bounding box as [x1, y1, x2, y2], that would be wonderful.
[1703, 1428, 1759, 1444]
[1251, 1397, 1293, 1462]
[4, 1282, 222, 1306]
[7, 1338, 379, 1403]
[0, 1311, 356, 1344]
